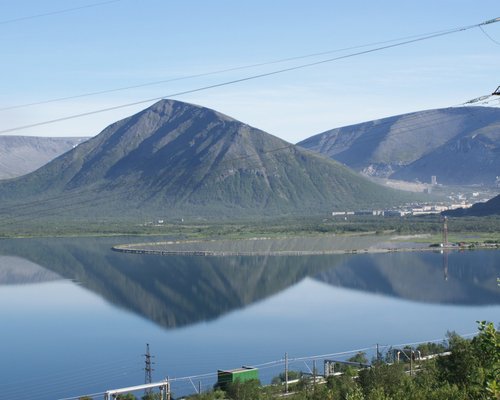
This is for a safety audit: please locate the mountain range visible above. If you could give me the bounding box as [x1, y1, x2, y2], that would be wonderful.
[0, 136, 86, 179]
[297, 106, 500, 186]
[0, 99, 411, 221]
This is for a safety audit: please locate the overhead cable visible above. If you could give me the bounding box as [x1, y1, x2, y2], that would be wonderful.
[0, 104, 497, 226]
[0, 26, 477, 112]
[1, 16, 499, 135]
[479, 25, 500, 46]
[0, 0, 123, 25]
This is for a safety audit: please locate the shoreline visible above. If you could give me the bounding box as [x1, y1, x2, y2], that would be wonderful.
[112, 235, 499, 257]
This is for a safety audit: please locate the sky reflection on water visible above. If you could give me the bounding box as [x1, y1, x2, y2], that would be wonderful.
[0, 237, 498, 400]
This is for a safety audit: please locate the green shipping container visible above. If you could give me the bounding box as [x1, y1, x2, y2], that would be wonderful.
[216, 366, 259, 389]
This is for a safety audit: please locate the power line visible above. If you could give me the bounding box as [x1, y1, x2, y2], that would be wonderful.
[0, 91, 496, 228]
[0, 0, 124, 25]
[0, 26, 474, 113]
[1, 17, 498, 135]
[0, 366, 141, 400]
[479, 25, 500, 46]
[0, 105, 496, 227]
[0, 359, 142, 387]
[70, 332, 477, 399]
[0, 355, 141, 387]
[298, 104, 500, 162]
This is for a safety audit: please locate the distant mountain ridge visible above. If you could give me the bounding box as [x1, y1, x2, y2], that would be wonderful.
[0, 255, 61, 285]
[297, 107, 500, 186]
[315, 251, 500, 305]
[0, 136, 87, 179]
[0, 99, 411, 220]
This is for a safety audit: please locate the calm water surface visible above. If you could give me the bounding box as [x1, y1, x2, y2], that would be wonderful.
[0, 236, 498, 400]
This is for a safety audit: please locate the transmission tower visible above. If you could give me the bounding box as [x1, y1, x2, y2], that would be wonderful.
[144, 343, 155, 395]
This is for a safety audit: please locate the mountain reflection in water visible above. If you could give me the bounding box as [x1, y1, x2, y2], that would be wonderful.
[0, 255, 62, 285]
[0, 236, 498, 329]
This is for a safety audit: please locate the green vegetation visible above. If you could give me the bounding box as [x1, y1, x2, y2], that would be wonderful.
[0, 99, 418, 228]
[272, 370, 302, 385]
[115, 395, 137, 400]
[141, 394, 162, 400]
[181, 322, 499, 400]
[1, 213, 500, 239]
[79, 323, 499, 400]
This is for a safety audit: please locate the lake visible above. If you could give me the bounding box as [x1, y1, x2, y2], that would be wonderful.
[0, 236, 498, 400]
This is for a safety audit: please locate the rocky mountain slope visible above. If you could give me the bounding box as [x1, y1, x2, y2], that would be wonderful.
[0, 99, 411, 221]
[298, 107, 500, 186]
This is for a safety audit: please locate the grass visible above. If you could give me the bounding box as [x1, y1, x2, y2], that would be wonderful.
[0, 214, 499, 242]
[412, 231, 500, 243]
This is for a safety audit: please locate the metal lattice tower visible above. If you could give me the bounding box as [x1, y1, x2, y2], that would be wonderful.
[144, 344, 155, 395]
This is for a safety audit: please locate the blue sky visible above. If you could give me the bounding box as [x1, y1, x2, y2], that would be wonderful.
[0, 0, 499, 142]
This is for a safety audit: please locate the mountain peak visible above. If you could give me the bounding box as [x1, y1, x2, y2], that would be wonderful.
[0, 100, 409, 219]
[150, 98, 234, 121]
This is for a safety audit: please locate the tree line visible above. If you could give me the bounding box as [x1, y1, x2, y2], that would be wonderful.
[82, 321, 498, 400]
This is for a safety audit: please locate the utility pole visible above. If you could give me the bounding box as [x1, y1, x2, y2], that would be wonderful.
[284, 352, 289, 394]
[144, 343, 155, 395]
[409, 350, 413, 377]
[313, 360, 316, 394]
